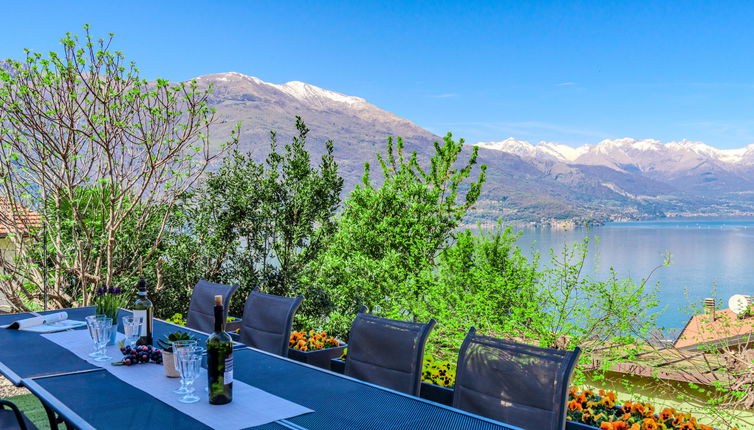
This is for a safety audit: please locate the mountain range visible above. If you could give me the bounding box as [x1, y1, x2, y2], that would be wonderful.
[196, 72, 754, 225]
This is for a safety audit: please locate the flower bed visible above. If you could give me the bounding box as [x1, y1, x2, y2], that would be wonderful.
[566, 388, 733, 430]
[287, 331, 346, 370]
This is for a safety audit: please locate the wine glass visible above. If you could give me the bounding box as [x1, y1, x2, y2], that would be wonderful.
[172, 340, 198, 394]
[122, 316, 142, 348]
[176, 347, 202, 404]
[93, 317, 113, 362]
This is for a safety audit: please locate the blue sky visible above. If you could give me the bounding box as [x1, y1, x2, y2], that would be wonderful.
[3, 1, 754, 148]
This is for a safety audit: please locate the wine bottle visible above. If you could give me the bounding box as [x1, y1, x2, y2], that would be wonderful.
[207, 295, 233, 405]
[133, 278, 153, 346]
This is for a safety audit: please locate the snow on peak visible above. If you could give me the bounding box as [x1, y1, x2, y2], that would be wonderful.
[594, 138, 662, 153]
[475, 136, 754, 165]
[274, 80, 366, 106]
[476, 138, 587, 161]
[476, 138, 537, 156]
[538, 141, 590, 161]
[197, 72, 368, 107]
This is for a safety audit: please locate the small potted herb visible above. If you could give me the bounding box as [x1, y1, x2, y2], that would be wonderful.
[94, 285, 127, 345]
[157, 331, 197, 378]
[288, 330, 347, 370]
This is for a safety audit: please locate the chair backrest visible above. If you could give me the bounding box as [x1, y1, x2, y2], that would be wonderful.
[452, 327, 581, 430]
[185, 280, 239, 334]
[239, 287, 303, 357]
[344, 307, 436, 396]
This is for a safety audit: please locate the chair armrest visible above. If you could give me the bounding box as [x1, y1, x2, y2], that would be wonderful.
[0, 400, 29, 430]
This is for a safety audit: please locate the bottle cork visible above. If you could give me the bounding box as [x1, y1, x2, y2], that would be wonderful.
[214, 295, 222, 306]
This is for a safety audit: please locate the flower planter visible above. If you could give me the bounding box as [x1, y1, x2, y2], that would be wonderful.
[330, 357, 345, 374]
[331, 357, 454, 405]
[566, 421, 600, 430]
[420, 382, 454, 406]
[162, 351, 180, 378]
[287, 343, 347, 371]
[225, 317, 242, 333]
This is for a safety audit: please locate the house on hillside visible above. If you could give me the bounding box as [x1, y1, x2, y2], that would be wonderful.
[674, 297, 754, 351]
[0, 198, 42, 312]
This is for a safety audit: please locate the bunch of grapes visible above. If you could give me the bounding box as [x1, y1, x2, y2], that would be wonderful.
[117, 345, 163, 366]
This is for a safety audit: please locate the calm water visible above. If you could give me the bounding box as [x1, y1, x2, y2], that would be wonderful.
[511, 217, 754, 332]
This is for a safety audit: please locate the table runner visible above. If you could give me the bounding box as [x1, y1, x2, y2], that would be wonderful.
[42, 330, 312, 429]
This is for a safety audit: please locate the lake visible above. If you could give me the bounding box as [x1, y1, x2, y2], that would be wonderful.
[511, 217, 754, 332]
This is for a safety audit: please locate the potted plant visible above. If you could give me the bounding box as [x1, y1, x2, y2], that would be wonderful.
[287, 330, 347, 370]
[94, 285, 127, 345]
[565, 388, 717, 430]
[419, 357, 455, 406]
[157, 331, 197, 378]
[225, 316, 243, 333]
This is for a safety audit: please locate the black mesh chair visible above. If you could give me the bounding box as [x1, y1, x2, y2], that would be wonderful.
[344, 307, 436, 396]
[185, 280, 239, 334]
[452, 327, 581, 430]
[239, 287, 303, 357]
[0, 400, 38, 430]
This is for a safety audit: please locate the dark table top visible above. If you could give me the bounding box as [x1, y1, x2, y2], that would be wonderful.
[2, 308, 521, 430]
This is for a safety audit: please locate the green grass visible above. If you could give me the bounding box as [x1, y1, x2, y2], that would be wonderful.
[2, 393, 50, 429]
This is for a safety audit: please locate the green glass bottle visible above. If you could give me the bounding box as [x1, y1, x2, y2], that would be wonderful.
[132, 278, 153, 346]
[207, 295, 233, 404]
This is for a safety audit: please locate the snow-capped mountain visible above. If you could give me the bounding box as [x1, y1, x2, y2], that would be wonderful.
[477, 137, 754, 168]
[182, 72, 754, 223]
[475, 136, 754, 213]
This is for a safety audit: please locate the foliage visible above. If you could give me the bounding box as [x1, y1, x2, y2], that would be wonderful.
[155, 117, 342, 318]
[566, 388, 725, 430]
[288, 330, 340, 352]
[165, 313, 187, 326]
[0, 26, 229, 311]
[382, 223, 538, 358]
[304, 134, 486, 337]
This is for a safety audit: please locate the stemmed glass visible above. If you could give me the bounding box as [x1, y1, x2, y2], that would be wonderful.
[92, 317, 113, 362]
[122, 316, 142, 348]
[172, 340, 198, 394]
[176, 347, 202, 403]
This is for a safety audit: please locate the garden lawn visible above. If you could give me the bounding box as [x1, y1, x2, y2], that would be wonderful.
[2, 394, 49, 429]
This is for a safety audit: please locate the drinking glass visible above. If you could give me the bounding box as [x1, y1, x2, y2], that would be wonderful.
[93, 317, 113, 362]
[85, 315, 104, 357]
[172, 340, 198, 394]
[176, 348, 202, 403]
[122, 316, 142, 348]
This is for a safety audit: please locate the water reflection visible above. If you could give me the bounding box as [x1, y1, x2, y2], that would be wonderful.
[509, 218, 754, 331]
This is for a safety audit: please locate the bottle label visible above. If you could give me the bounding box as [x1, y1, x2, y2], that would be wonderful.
[224, 356, 233, 384]
[132, 310, 147, 336]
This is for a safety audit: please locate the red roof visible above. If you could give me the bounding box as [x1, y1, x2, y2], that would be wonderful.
[674, 308, 754, 349]
[0, 197, 42, 237]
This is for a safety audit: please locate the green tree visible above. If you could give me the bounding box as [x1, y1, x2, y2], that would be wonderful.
[156, 118, 343, 317]
[0, 26, 228, 310]
[382, 223, 539, 359]
[304, 134, 486, 336]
